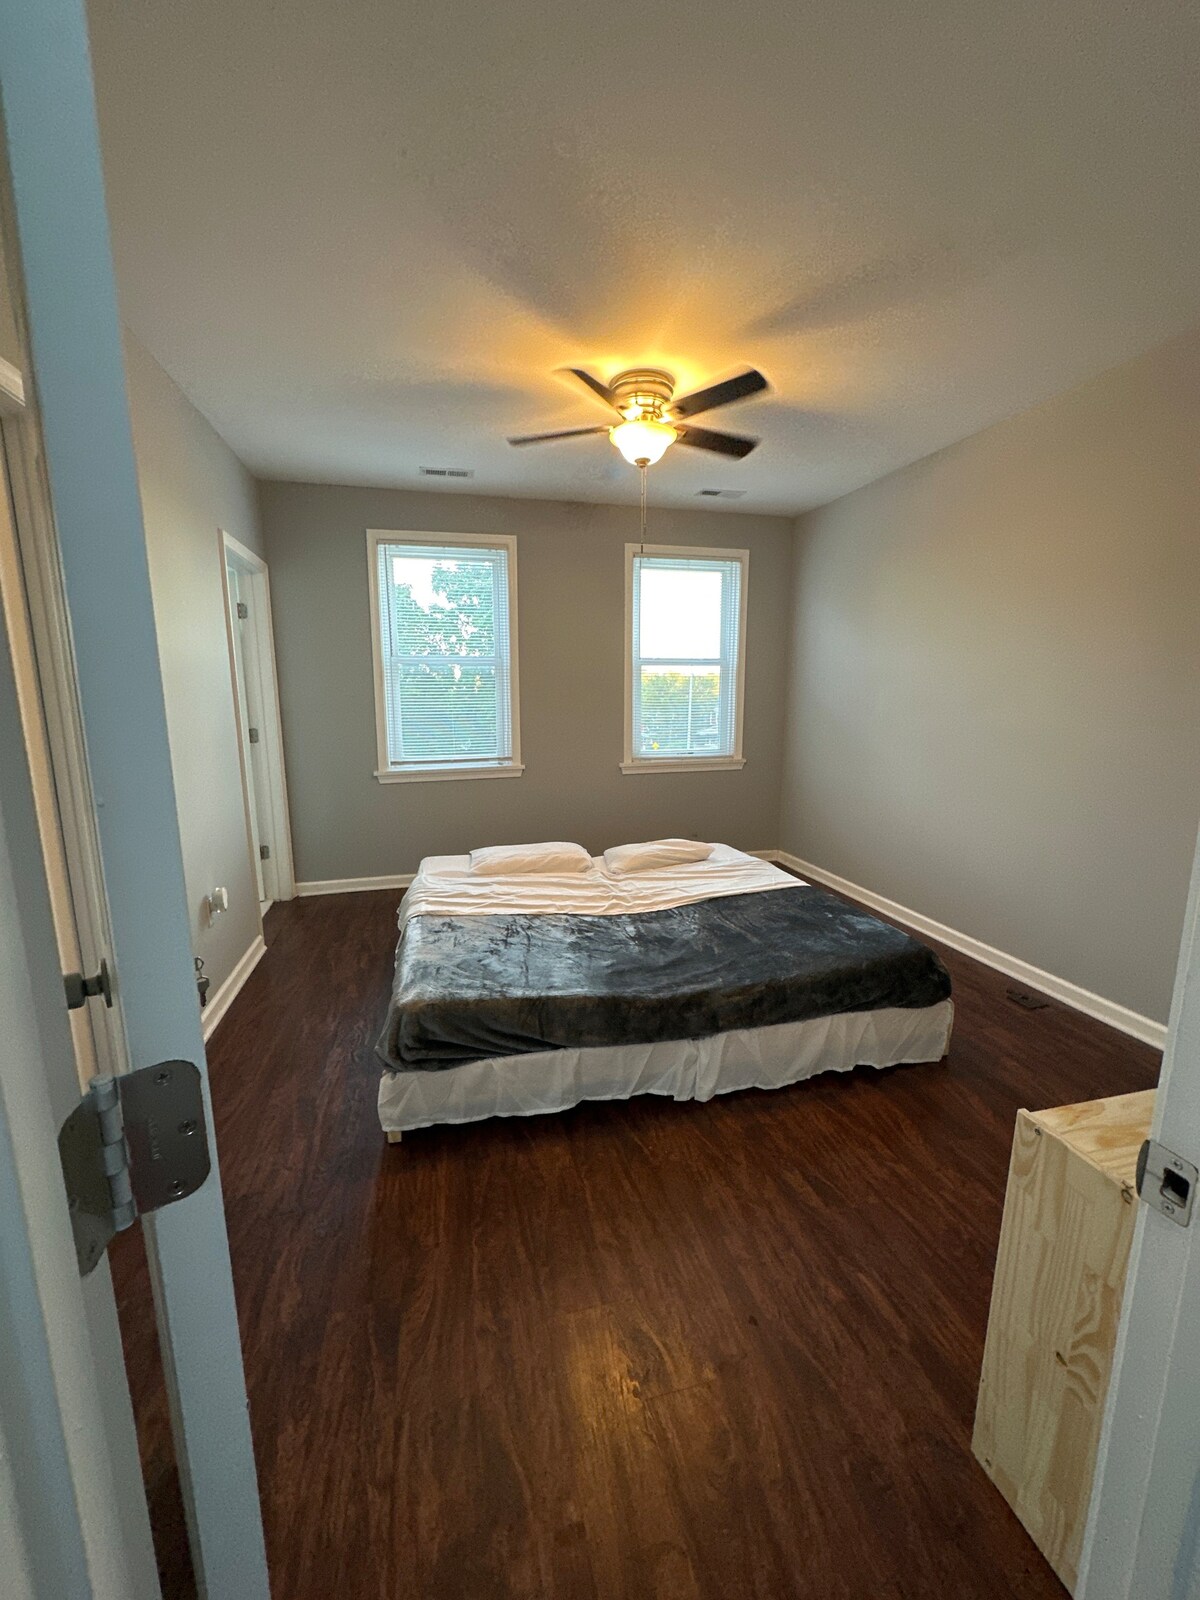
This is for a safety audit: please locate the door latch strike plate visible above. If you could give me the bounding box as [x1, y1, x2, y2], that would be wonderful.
[58, 1060, 211, 1275]
[1136, 1139, 1197, 1228]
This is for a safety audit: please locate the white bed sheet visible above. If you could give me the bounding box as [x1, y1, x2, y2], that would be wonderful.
[378, 1000, 954, 1134]
[400, 842, 797, 925]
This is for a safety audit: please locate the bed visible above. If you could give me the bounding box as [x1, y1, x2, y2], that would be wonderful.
[375, 844, 953, 1140]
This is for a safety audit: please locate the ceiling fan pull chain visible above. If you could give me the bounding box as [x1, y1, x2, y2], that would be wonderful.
[640, 462, 647, 553]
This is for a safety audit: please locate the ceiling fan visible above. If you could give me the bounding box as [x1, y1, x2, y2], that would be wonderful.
[509, 366, 769, 468]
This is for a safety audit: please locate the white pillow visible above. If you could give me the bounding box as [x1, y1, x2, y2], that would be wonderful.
[603, 838, 715, 875]
[468, 841, 593, 876]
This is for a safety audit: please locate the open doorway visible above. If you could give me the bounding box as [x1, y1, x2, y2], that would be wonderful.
[219, 530, 294, 914]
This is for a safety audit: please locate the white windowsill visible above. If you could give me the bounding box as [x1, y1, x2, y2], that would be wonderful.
[620, 756, 746, 775]
[375, 763, 524, 785]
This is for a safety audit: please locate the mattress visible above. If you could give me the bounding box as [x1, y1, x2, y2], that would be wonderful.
[375, 846, 952, 1070]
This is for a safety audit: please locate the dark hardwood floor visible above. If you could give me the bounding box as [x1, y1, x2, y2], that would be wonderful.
[112, 882, 1160, 1599]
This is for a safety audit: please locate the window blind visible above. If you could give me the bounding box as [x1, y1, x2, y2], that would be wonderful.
[375, 540, 514, 770]
[630, 553, 743, 760]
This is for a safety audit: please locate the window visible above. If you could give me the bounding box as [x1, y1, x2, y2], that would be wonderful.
[367, 531, 521, 781]
[624, 545, 748, 773]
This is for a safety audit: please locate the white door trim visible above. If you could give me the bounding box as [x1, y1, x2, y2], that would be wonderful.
[1, 411, 130, 1084]
[1079, 816, 1200, 1598]
[0, 353, 24, 411]
[0, 1, 270, 1592]
[222, 555, 268, 906]
[220, 529, 295, 902]
[0, 154, 156, 1600]
[0, 688, 155, 1600]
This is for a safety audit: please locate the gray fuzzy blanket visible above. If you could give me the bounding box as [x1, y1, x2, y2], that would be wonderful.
[376, 884, 952, 1071]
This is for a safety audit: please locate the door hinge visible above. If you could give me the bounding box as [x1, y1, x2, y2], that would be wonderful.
[64, 958, 113, 1011]
[236, 600, 248, 619]
[1136, 1139, 1197, 1228]
[247, 726, 260, 744]
[259, 843, 271, 861]
[57, 1061, 211, 1275]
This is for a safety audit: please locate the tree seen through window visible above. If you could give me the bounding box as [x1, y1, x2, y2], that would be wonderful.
[384, 551, 509, 765]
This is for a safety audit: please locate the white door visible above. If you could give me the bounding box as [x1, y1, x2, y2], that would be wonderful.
[0, 4, 270, 1598]
[226, 560, 269, 904]
[1079, 816, 1200, 1599]
[221, 531, 295, 911]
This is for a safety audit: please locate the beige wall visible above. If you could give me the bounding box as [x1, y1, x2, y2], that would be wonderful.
[781, 327, 1200, 1024]
[124, 335, 265, 996]
[259, 483, 792, 882]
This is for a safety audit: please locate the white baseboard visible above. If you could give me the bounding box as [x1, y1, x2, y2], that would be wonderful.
[760, 850, 1167, 1050]
[201, 933, 267, 1041]
[295, 873, 414, 897]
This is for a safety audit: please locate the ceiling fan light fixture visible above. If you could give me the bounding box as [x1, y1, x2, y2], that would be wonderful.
[610, 418, 677, 466]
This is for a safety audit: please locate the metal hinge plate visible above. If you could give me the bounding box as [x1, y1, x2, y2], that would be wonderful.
[236, 600, 248, 619]
[247, 726, 260, 744]
[259, 843, 270, 860]
[1136, 1139, 1197, 1228]
[58, 1060, 211, 1275]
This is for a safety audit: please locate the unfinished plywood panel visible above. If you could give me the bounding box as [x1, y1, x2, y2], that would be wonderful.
[972, 1090, 1154, 1592]
[1030, 1090, 1154, 1185]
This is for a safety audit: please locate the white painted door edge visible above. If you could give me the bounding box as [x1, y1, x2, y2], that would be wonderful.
[0, 353, 24, 411]
[757, 850, 1166, 1049]
[0, 657, 157, 1600]
[1078, 817, 1200, 1600]
[1, 4, 270, 1592]
[1, 413, 129, 1086]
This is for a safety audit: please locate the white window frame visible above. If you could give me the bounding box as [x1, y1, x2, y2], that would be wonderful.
[622, 542, 748, 775]
[366, 529, 523, 783]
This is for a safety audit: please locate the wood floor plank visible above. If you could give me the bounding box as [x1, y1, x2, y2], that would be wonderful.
[110, 881, 1160, 1598]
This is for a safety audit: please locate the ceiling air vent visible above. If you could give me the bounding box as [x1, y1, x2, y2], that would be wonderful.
[697, 488, 746, 499]
[419, 466, 474, 479]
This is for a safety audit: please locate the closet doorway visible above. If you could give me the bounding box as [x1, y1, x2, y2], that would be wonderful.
[220, 531, 294, 912]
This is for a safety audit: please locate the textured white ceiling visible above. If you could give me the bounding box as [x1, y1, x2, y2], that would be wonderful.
[86, 0, 1200, 514]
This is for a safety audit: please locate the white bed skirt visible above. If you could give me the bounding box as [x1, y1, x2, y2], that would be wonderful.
[377, 1000, 954, 1135]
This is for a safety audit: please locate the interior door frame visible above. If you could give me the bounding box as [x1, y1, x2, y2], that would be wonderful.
[0, 376, 129, 1089]
[0, 138, 160, 1600]
[0, 627, 159, 1600]
[219, 528, 295, 906]
[1079, 815, 1200, 1598]
[0, 2, 270, 1594]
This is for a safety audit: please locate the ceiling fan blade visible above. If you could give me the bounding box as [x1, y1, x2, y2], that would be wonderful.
[559, 367, 621, 412]
[674, 424, 758, 459]
[669, 368, 768, 420]
[507, 426, 609, 446]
